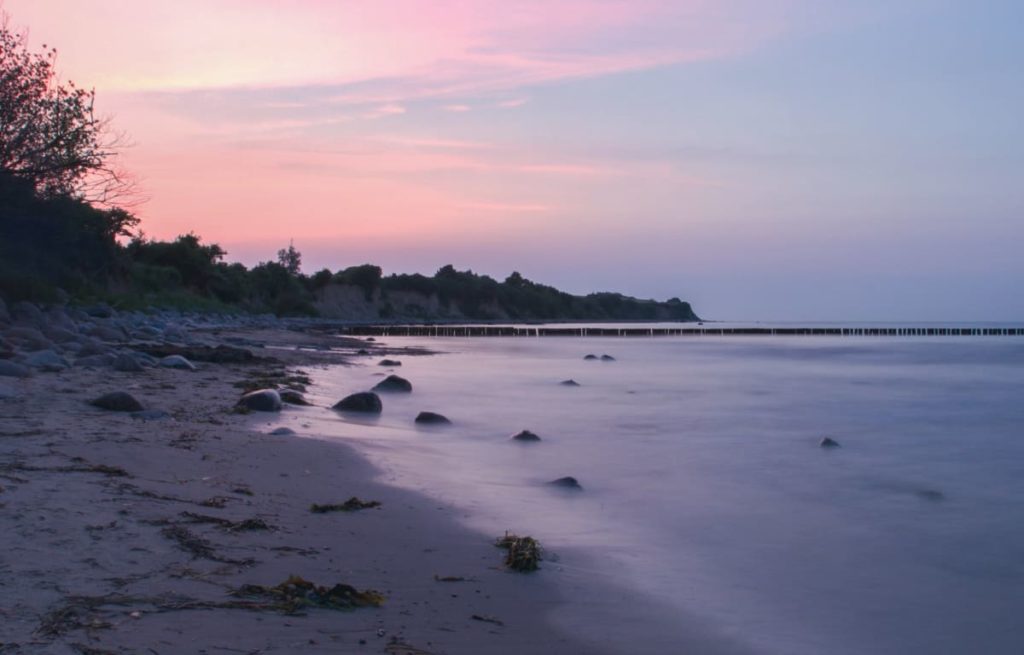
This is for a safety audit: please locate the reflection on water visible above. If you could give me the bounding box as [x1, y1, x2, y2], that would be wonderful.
[303, 336, 1024, 655]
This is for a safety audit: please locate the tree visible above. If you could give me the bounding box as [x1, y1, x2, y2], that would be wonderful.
[276, 240, 302, 275]
[0, 11, 132, 204]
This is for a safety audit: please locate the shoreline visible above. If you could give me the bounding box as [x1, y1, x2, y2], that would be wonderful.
[0, 323, 593, 654]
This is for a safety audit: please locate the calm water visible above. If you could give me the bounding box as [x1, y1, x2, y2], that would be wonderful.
[299, 334, 1024, 654]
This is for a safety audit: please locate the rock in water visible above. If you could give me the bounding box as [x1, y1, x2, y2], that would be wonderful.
[90, 391, 144, 412]
[820, 437, 841, 448]
[583, 354, 598, 360]
[548, 476, 583, 490]
[237, 389, 282, 412]
[373, 374, 412, 393]
[270, 427, 296, 436]
[333, 392, 383, 413]
[279, 389, 311, 406]
[0, 360, 32, 378]
[415, 411, 451, 425]
[378, 359, 402, 367]
[600, 354, 616, 361]
[560, 379, 580, 386]
[511, 430, 541, 442]
[160, 355, 197, 370]
[112, 353, 145, 372]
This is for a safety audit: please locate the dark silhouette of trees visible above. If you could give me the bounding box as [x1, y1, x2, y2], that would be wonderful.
[0, 11, 133, 205]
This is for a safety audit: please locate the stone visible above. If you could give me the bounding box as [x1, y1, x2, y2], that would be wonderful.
[583, 354, 599, 360]
[600, 354, 616, 361]
[90, 391, 144, 412]
[83, 303, 115, 318]
[511, 430, 541, 442]
[372, 374, 412, 393]
[415, 411, 451, 425]
[43, 326, 80, 344]
[77, 338, 111, 357]
[24, 349, 70, 372]
[0, 360, 32, 378]
[357, 349, 370, 355]
[131, 409, 170, 421]
[160, 355, 197, 371]
[378, 359, 402, 367]
[113, 353, 145, 372]
[279, 389, 311, 406]
[270, 427, 296, 436]
[560, 379, 580, 386]
[91, 325, 127, 342]
[237, 389, 282, 412]
[75, 354, 115, 368]
[820, 437, 840, 448]
[0, 297, 9, 323]
[4, 326, 52, 350]
[333, 392, 383, 413]
[548, 476, 583, 490]
[11, 301, 44, 326]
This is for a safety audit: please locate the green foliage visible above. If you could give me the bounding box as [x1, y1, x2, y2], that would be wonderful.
[333, 264, 381, 301]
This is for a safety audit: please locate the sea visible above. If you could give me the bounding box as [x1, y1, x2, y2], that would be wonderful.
[296, 323, 1024, 654]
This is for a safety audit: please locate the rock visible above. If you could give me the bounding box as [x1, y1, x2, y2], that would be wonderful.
[90, 391, 144, 412]
[75, 354, 115, 368]
[548, 476, 583, 490]
[0, 297, 9, 323]
[333, 392, 383, 413]
[0, 382, 17, 399]
[365, 337, 376, 342]
[77, 338, 110, 357]
[237, 389, 282, 412]
[270, 427, 296, 436]
[24, 349, 70, 372]
[584, 354, 598, 360]
[160, 355, 197, 371]
[0, 359, 32, 378]
[415, 411, 451, 425]
[11, 301, 44, 326]
[83, 303, 115, 318]
[511, 430, 541, 442]
[357, 349, 370, 355]
[131, 409, 170, 421]
[560, 379, 580, 386]
[112, 353, 145, 372]
[91, 325, 127, 342]
[820, 437, 841, 448]
[279, 389, 311, 406]
[373, 375, 412, 393]
[4, 326, 53, 350]
[379, 359, 402, 367]
[43, 326, 80, 344]
[600, 354, 616, 361]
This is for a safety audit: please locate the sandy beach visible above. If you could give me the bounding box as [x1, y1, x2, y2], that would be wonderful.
[0, 324, 589, 654]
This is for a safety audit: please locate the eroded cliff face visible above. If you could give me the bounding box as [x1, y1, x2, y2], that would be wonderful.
[314, 284, 484, 321]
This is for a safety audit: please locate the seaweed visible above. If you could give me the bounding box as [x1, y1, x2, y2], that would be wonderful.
[232, 575, 384, 612]
[471, 614, 504, 626]
[160, 526, 253, 565]
[495, 532, 542, 572]
[179, 511, 273, 532]
[310, 497, 381, 513]
[233, 368, 312, 393]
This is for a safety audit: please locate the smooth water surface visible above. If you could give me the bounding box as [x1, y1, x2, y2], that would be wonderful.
[302, 335, 1024, 654]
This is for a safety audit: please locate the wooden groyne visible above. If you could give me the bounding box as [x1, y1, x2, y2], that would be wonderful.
[341, 325, 1023, 338]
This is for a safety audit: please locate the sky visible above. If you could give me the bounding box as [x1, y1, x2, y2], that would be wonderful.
[5, 0, 1023, 321]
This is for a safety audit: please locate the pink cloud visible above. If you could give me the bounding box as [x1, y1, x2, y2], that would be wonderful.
[442, 104, 472, 112]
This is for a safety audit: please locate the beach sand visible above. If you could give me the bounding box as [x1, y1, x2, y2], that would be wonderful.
[0, 328, 592, 654]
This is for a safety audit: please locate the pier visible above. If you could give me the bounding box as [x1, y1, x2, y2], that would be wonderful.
[339, 325, 1023, 338]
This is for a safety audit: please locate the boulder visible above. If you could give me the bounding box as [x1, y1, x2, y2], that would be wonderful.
[90, 391, 144, 412]
[378, 359, 402, 367]
[4, 326, 53, 350]
[600, 354, 616, 361]
[357, 349, 370, 355]
[0, 360, 32, 378]
[279, 389, 311, 406]
[159, 355, 197, 371]
[83, 303, 115, 318]
[11, 301, 44, 326]
[548, 476, 583, 490]
[415, 411, 451, 425]
[270, 427, 296, 436]
[0, 297, 9, 323]
[76, 354, 115, 368]
[90, 325, 127, 343]
[237, 389, 282, 412]
[112, 353, 145, 372]
[560, 379, 580, 386]
[333, 392, 383, 413]
[77, 338, 111, 357]
[820, 437, 841, 448]
[372, 374, 412, 393]
[24, 349, 70, 372]
[583, 354, 598, 360]
[511, 430, 541, 442]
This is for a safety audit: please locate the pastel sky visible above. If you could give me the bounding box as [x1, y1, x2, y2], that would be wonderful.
[7, 0, 1023, 320]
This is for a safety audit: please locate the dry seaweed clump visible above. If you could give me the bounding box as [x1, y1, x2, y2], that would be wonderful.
[310, 497, 381, 513]
[234, 575, 384, 612]
[495, 532, 542, 572]
[234, 369, 312, 393]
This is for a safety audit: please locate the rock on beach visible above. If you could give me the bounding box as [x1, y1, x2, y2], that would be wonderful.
[237, 389, 282, 412]
[333, 392, 383, 413]
[373, 374, 412, 393]
[90, 391, 144, 412]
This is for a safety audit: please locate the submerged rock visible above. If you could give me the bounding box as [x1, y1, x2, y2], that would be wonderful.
[820, 437, 841, 448]
[378, 359, 402, 367]
[600, 354, 616, 361]
[583, 354, 599, 360]
[270, 427, 296, 436]
[279, 389, 311, 406]
[237, 389, 282, 412]
[373, 374, 412, 393]
[90, 391, 144, 412]
[160, 354, 197, 370]
[511, 430, 541, 442]
[560, 379, 580, 386]
[333, 392, 383, 413]
[112, 353, 145, 372]
[0, 360, 32, 378]
[548, 476, 583, 490]
[415, 411, 451, 425]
